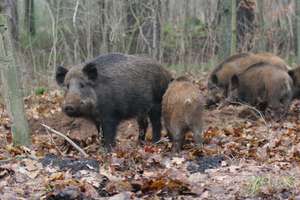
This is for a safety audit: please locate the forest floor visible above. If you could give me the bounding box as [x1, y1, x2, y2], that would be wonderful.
[1, 74, 300, 199]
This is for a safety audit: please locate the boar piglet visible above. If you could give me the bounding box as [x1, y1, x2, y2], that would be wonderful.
[230, 62, 293, 120]
[56, 53, 173, 151]
[162, 76, 204, 153]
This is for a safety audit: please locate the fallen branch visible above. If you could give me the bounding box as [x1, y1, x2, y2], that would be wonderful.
[43, 121, 65, 157]
[41, 123, 89, 158]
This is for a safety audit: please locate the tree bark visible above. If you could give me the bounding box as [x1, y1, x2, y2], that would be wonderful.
[237, 0, 255, 51]
[182, 0, 190, 69]
[217, 0, 232, 60]
[296, 0, 300, 63]
[126, 0, 141, 54]
[153, 0, 161, 61]
[5, 0, 18, 49]
[231, 0, 237, 55]
[24, 0, 35, 36]
[0, 0, 31, 146]
[164, 0, 170, 22]
[257, 0, 266, 51]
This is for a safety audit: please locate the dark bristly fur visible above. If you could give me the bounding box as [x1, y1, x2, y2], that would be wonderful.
[56, 53, 173, 151]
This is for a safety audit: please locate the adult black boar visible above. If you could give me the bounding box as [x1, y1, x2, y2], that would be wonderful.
[207, 52, 289, 106]
[55, 53, 173, 150]
[162, 76, 204, 153]
[230, 62, 293, 120]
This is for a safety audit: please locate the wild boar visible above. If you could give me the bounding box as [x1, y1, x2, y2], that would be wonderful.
[207, 52, 289, 106]
[288, 66, 300, 98]
[56, 53, 173, 150]
[230, 62, 293, 119]
[162, 76, 204, 152]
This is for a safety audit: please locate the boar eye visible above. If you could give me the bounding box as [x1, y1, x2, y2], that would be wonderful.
[280, 95, 287, 104]
[79, 82, 85, 88]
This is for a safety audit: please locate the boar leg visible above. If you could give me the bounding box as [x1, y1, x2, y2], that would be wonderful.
[137, 116, 149, 143]
[172, 129, 184, 153]
[166, 129, 173, 141]
[94, 121, 102, 134]
[191, 125, 203, 148]
[101, 118, 119, 151]
[149, 105, 162, 143]
[95, 123, 104, 145]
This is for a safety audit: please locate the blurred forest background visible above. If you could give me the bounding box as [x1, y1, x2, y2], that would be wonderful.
[2, 0, 300, 90]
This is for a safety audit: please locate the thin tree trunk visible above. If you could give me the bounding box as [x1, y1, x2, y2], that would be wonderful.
[24, 0, 35, 36]
[164, 0, 170, 22]
[231, 0, 237, 55]
[218, 0, 232, 60]
[296, 0, 300, 63]
[153, 0, 161, 61]
[182, 0, 190, 70]
[257, 0, 266, 51]
[126, 0, 140, 54]
[237, 0, 255, 51]
[5, 0, 18, 49]
[22, 0, 35, 89]
[0, 0, 31, 146]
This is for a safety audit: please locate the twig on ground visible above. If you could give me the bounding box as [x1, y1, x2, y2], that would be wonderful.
[0, 154, 37, 164]
[154, 137, 170, 144]
[43, 121, 65, 156]
[41, 123, 89, 158]
[225, 99, 270, 129]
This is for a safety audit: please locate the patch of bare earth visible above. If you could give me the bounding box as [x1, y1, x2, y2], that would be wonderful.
[0, 84, 300, 199]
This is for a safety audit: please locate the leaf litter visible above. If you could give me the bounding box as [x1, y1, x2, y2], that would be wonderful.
[0, 86, 300, 199]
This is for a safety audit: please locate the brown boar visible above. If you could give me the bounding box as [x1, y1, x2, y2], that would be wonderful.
[207, 52, 289, 106]
[230, 62, 293, 120]
[255, 52, 290, 71]
[162, 76, 204, 152]
[288, 66, 300, 98]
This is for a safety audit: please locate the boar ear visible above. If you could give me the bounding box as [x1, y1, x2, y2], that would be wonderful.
[56, 66, 68, 86]
[83, 63, 98, 81]
[211, 74, 218, 84]
[230, 74, 239, 89]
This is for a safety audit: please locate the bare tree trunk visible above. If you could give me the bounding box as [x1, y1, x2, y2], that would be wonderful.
[24, 0, 35, 36]
[5, 0, 18, 49]
[85, 0, 92, 59]
[182, 0, 190, 70]
[0, 0, 31, 146]
[231, 0, 237, 55]
[99, 0, 110, 53]
[237, 0, 255, 51]
[217, 0, 232, 60]
[153, 0, 161, 61]
[164, 0, 170, 22]
[126, 0, 140, 54]
[257, 0, 266, 51]
[295, 0, 300, 63]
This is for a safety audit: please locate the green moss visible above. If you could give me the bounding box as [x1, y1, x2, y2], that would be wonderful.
[35, 87, 46, 95]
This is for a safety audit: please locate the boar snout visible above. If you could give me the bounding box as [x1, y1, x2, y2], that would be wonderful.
[62, 93, 81, 117]
[63, 104, 77, 116]
[265, 106, 287, 121]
